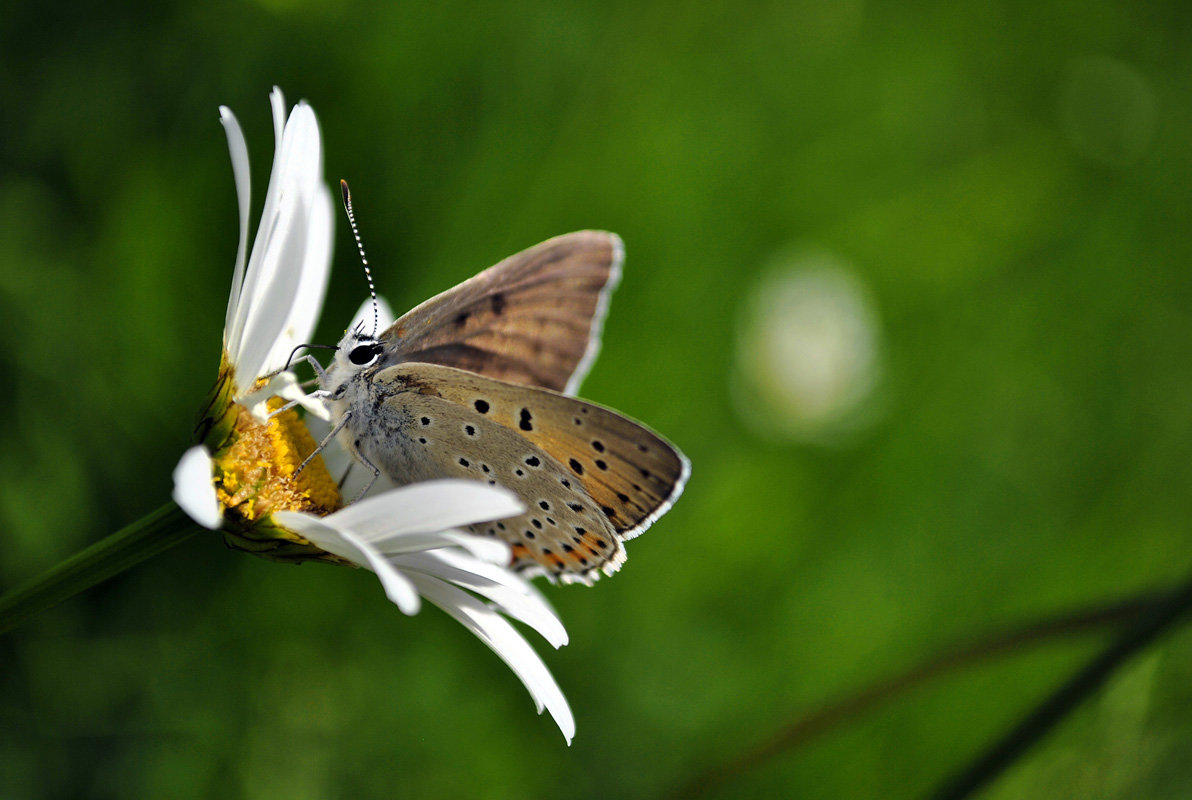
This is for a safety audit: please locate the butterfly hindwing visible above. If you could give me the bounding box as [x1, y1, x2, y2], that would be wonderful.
[380, 231, 622, 395]
[365, 365, 626, 582]
[385, 362, 689, 541]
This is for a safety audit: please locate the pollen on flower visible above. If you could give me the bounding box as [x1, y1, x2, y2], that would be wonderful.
[267, 401, 342, 510]
[210, 395, 347, 564]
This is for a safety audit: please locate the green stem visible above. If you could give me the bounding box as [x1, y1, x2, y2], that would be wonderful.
[0, 502, 199, 635]
[930, 571, 1192, 800]
[668, 590, 1166, 800]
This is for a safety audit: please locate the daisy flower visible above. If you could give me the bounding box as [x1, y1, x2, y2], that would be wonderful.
[171, 88, 574, 741]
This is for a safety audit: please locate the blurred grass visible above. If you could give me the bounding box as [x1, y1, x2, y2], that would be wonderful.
[4, 0, 1192, 797]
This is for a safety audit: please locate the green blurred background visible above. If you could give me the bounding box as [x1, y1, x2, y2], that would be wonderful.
[4, 0, 1192, 797]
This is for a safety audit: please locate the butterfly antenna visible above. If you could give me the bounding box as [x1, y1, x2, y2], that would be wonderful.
[340, 179, 379, 337]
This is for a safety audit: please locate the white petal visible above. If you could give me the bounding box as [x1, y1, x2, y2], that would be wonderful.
[274, 511, 421, 615]
[219, 106, 252, 347]
[337, 527, 422, 616]
[397, 550, 568, 648]
[324, 480, 523, 540]
[272, 509, 365, 562]
[275, 374, 333, 421]
[345, 294, 397, 339]
[305, 414, 350, 479]
[376, 296, 396, 331]
[273, 182, 334, 363]
[172, 446, 221, 529]
[269, 86, 286, 152]
[409, 572, 575, 743]
[238, 371, 331, 424]
[378, 529, 510, 564]
[227, 100, 330, 391]
[231, 177, 312, 376]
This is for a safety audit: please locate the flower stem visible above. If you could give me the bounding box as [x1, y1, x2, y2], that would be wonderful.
[930, 571, 1192, 800]
[669, 588, 1168, 800]
[0, 503, 198, 635]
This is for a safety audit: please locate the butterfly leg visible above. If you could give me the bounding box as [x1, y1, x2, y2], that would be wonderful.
[336, 462, 355, 490]
[262, 353, 332, 392]
[265, 389, 331, 420]
[290, 353, 331, 385]
[295, 409, 351, 475]
[347, 456, 380, 505]
[292, 409, 381, 505]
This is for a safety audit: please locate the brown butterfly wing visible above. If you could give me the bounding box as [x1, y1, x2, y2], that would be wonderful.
[366, 364, 628, 582]
[381, 231, 622, 395]
[389, 362, 689, 541]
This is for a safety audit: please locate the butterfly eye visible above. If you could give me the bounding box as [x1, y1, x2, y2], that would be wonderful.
[348, 343, 381, 367]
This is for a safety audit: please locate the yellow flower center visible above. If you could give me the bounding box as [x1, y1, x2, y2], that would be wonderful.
[197, 358, 347, 564]
[215, 399, 342, 521]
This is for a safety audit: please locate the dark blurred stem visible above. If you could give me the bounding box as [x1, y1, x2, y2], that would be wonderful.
[670, 589, 1168, 800]
[0, 503, 197, 635]
[930, 571, 1192, 800]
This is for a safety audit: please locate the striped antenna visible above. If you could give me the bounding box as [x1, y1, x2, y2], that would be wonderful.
[340, 179, 379, 337]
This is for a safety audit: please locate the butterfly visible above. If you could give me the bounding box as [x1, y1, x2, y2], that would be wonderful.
[313, 194, 687, 583]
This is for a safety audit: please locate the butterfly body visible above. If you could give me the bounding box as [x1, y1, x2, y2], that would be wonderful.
[320, 231, 688, 583]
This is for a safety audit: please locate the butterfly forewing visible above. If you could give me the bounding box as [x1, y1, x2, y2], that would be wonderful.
[389, 362, 688, 540]
[381, 231, 622, 395]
